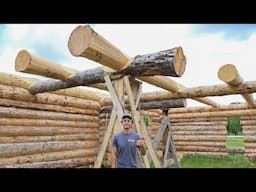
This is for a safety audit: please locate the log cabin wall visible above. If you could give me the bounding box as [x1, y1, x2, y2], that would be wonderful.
[0, 83, 100, 168]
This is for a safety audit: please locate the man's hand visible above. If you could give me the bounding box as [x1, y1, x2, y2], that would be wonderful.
[136, 137, 145, 147]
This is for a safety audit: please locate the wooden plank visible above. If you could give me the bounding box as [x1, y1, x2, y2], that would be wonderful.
[94, 110, 117, 168]
[153, 115, 169, 150]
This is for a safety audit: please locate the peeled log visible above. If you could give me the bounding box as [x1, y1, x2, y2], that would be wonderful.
[0, 135, 99, 144]
[0, 98, 96, 115]
[140, 81, 256, 102]
[169, 109, 256, 119]
[0, 149, 96, 166]
[170, 117, 227, 123]
[0, 118, 99, 128]
[0, 141, 96, 158]
[170, 121, 227, 126]
[172, 131, 227, 135]
[174, 141, 226, 147]
[0, 126, 98, 136]
[169, 104, 253, 114]
[218, 64, 255, 107]
[2, 157, 95, 168]
[0, 72, 102, 101]
[173, 135, 226, 141]
[0, 84, 100, 111]
[170, 126, 226, 132]
[68, 25, 221, 108]
[241, 121, 256, 126]
[0, 106, 98, 121]
[176, 146, 227, 152]
[15, 49, 106, 91]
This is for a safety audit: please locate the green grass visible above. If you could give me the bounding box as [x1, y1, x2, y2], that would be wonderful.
[226, 136, 244, 148]
[180, 154, 256, 168]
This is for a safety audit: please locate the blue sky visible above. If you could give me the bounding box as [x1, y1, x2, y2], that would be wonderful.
[0, 24, 256, 107]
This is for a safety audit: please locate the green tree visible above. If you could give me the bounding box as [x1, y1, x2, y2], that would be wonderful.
[227, 116, 242, 135]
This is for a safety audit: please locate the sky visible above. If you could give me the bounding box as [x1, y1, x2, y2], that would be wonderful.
[0, 24, 256, 107]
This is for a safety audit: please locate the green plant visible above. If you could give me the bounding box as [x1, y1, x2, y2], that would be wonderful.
[227, 116, 242, 135]
[144, 116, 149, 127]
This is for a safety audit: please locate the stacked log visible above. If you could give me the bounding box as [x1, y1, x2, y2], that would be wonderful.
[241, 116, 256, 159]
[169, 114, 228, 156]
[0, 83, 100, 168]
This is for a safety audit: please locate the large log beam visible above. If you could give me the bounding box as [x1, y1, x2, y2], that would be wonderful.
[68, 25, 220, 107]
[29, 47, 186, 94]
[0, 72, 102, 101]
[218, 64, 255, 107]
[15, 49, 107, 90]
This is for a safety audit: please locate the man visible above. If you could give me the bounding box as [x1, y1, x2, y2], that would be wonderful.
[111, 113, 146, 168]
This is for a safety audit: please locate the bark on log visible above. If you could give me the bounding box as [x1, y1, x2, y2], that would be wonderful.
[0, 106, 99, 121]
[0, 149, 96, 166]
[68, 25, 222, 108]
[0, 141, 96, 158]
[240, 116, 256, 120]
[0, 126, 99, 136]
[29, 47, 187, 94]
[0, 118, 99, 128]
[183, 151, 229, 156]
[2, 157, 95, 168]
[218, 64, 255, 107]
[0, 98, 96, 115]
[0, 84, 100, 111]
[15, 49, 107, 90]
[242, 125, 256, 130]
[0, 135, 99, 144]
[241, 121, 256, 126]
[170, 126, 226, 131]
[169, 109, 256, 119]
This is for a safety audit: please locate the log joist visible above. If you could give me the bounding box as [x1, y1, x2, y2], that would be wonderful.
[218, 64, 255, 107]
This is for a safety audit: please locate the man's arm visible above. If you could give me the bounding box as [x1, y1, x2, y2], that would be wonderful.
[111, 146, 117, 168]
[137, 139, 146, 156]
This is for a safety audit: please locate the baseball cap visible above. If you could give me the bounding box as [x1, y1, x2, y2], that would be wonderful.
[122, 113, 132, 120]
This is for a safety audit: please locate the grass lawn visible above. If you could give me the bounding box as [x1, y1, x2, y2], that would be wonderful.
[180, 154, 256, 168]
[226, 135, 244, 148]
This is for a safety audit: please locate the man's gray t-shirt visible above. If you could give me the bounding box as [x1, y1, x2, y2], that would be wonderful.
[112, 131, 140, 168]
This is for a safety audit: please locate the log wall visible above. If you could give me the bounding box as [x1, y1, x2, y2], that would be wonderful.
[0, 83, 100, 168]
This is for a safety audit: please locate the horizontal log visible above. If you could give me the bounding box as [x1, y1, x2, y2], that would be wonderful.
[183, 151, 229, 156]
[141, 80, 256, 101]
[170, 121, 227, 126]
[241, 121, 256, 126]
[0, 84, 100, 111]
[176, 146, 227, 152]
[169, 104, 252, 114]
[244, 136, 256, 142]
[0, 98, 96, 115]
[15, 49, 106, 90]
[0, 148, 97, 166]
[170, 126, 226, 132]
[0, 135, 99, 144]
[0, 118, 99, 128]
[170, 117, 227, 123]
[242, 126, 256, 130]
[169, 109, 256, 119]
[172, 131, 227, 135]
[245, 143, 256, 148]
[0, 126, 99, 136]
[173, 135, 226, 141]
[0, 72, 102, 101]
[0, 141, 97, 158]
[2, 157, 95, 168]
[174, 141, 226, 147]
[30, 47, 187, 94]
[68, 25, 221, 108]
[0, 106, 99, 121]
[245, 149, 256, 153]
[240, 116, 256, 120]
